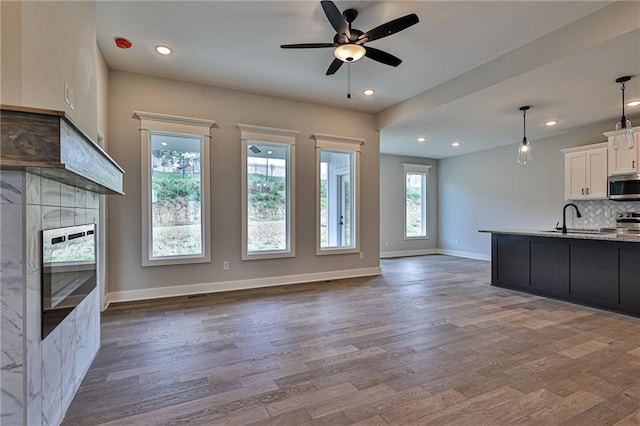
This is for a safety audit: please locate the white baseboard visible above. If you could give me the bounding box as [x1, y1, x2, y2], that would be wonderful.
[103, 293, 113, 310]
[106, 266, 382, 304]
[439, 249, 491, 261]
[379, 248, 440, 258]
[380, 248, 490, 261]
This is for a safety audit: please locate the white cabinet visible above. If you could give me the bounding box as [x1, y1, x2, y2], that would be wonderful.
[562, 143, 608, 200]
[606, 128, 640, 176]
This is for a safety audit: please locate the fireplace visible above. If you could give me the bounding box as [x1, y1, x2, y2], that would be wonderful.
[41, 223, 97, 338]
[1, 106, 124, 424]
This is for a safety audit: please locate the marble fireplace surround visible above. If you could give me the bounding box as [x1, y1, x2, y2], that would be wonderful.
[1, 171, 102, 425]
[1, 107, 124, 425]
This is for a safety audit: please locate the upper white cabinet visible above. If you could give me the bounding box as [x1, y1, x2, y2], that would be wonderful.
[606, 127, 640, 176]
[562, 143, 608, 200]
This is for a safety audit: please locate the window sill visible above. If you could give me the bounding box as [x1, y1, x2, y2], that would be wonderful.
[242, 250, 295, 261]
[404, 235, 430, 241]
[316, 247, 359, 256]
[142, 254, 211, 267]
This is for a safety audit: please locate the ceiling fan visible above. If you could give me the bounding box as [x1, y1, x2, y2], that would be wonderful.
[281, 1, 419, 75]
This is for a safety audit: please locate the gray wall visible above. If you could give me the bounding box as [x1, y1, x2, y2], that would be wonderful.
[107, 70, 380, 298]
[380, 154, 438, 256]
[438, 120, 619, 257]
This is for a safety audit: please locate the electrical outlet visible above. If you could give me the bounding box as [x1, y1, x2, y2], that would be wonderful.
[455, 239, 459, 245]
[384, 240, 389, 247]
[222, 261, 229, 271]
[359, 252, 364, 259]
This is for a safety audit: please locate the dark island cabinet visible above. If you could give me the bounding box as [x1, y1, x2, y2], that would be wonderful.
[492, 235, 529, 290]
[620, 246, 640, 310]
[530, 240, 570, 297]
[491, 233, 640, 317]
[570, 242, 618, 305]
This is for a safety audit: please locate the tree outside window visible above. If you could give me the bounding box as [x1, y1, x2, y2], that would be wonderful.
[246, 143, 289, 253]
[150, 135, 204, 258]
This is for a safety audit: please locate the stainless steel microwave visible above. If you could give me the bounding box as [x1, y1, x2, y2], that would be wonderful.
[609, 174, 640, 200]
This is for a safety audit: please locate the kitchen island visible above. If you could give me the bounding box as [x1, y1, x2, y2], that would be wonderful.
[481, 229, 640, 317]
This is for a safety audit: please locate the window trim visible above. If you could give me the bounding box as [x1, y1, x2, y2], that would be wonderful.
[403, 163, 431, 240]
[311, 133, 364, 256]
[134, 111, 217, 267]
[238, 124, 299, 260]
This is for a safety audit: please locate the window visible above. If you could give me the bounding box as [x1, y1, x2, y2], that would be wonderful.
[239, 124, 298, 260]
[312, 133, 364, 255]
[403, 163, 431, 239]
[134, 111, 217, 266]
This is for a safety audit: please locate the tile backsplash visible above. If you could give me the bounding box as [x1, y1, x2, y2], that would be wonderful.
[572, 199, 640, 228]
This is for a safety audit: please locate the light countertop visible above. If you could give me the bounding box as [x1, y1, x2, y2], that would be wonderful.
[479, 229, 640, 242]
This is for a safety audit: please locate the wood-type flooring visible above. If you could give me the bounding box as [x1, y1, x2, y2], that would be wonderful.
[64, 255, 640, 425]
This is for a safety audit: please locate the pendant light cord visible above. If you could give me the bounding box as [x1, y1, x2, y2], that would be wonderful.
[522, 108, 527, 141]
[347, 63, 351, 99]
[621, 81, 627, 125]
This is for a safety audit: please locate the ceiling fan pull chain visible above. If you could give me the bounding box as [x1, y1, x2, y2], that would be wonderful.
[347, 63, 351, 99]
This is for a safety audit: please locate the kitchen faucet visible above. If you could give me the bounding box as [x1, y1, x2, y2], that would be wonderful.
[562, 203, 582, 234]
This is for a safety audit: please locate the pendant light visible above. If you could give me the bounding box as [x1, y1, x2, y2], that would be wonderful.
[516, 106, 532, 166]
[612, 76, 635, 151]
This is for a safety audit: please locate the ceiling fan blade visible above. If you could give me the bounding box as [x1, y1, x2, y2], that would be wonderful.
[358, 13, 419, 43]
[364, 46, 402, 67]
[280, 43, 336, 49]
[326, 58, 344, 75]
[321, 1, 350, 40]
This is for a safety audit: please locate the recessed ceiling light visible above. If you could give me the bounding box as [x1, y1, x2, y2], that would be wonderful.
[417, 137, 426, 143]
[628, 100, 640, 107]
[160, 141, 168, 146]
[267, 150, 273, 155]
[545, 120, 558, 126]
[452, 141, 460, 147]
[363, 89, 375, 96]
[156, 45, 172, 55]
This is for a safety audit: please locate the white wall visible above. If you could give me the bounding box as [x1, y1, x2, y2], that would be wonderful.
[1, 1, 22, 105]
[438, 120, 620, 258]
[380, 154, 438, 257]
[0, 0, 97, 139]
[106, 70, 380, 301]
[96, 47, 109, 147]
[96, 46, 110, 310]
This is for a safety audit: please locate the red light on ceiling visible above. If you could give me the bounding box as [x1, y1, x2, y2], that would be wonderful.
[115, 37, 132, 49]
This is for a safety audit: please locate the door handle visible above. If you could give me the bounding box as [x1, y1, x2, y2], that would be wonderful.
[586, 187, 589, 195]
[582, 188, 585, 195]
[633, 160, 636, 169]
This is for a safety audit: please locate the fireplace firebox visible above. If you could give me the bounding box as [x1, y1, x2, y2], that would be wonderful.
[41, 223, 97, 338]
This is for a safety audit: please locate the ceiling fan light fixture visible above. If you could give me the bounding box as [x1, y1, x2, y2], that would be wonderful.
[612, 76, 635, 151]
[333, 44, 366, 62]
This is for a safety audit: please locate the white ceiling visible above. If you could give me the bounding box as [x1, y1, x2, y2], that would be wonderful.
[97, 1, 640, 159]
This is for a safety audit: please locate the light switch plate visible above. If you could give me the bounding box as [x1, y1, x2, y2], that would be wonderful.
[64, 81, 74, 109]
